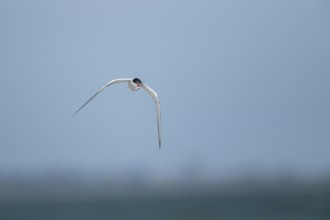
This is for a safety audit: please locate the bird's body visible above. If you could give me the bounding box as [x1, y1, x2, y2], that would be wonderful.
[73, 78, 162, 148]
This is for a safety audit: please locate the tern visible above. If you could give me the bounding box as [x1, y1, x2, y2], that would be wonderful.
[73, 78, 162, 148]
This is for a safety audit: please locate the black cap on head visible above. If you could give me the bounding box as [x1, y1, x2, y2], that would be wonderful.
[133, 78, 142, 84]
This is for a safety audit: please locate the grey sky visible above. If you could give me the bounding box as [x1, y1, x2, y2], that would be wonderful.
[0, 0, 329, 180]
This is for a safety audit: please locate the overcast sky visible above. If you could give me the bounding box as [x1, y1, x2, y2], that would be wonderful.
[0, 0, 329, 180]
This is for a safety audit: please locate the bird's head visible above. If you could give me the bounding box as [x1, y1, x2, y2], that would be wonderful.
[128, 78, 142, 91]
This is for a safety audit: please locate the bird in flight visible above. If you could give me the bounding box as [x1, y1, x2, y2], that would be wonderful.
[73, 78, 162, 148]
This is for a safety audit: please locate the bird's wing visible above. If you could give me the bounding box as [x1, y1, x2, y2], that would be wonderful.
[73, 78, 132, 116]
[141, 83, 162, 148]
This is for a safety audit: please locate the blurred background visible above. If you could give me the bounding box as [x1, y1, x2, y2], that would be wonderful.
[0, 0, 329, 219]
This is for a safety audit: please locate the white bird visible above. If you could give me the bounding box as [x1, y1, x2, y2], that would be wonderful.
[73, 78, 162, 148]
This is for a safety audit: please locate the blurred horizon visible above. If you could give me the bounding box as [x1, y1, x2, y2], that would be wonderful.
[1, 169, 330, 202]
